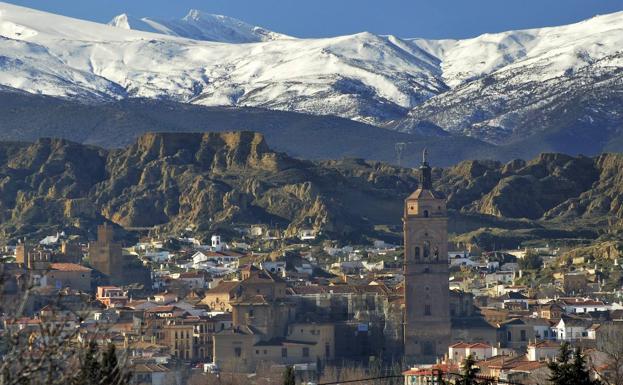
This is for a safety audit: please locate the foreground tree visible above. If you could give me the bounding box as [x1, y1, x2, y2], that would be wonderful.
[283, 366, 296, 385]
[0, 274, 130, 385]
[548, 342, 602, 385]
[73, 341, 100, 385]
[593, 323, 623, 385]
[457, 354, 480, 385]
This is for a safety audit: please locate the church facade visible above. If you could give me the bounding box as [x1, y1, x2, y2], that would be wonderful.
[403, 151, 452, 364]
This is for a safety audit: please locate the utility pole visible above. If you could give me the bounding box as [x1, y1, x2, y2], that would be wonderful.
[395, 142, 407, 166]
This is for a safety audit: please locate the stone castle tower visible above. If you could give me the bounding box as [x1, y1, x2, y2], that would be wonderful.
[403, 150, 451, 364]
[89, 223, 124, 280]
[89, 223, 152, 288]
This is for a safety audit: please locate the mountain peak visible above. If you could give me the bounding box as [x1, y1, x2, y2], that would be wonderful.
[108, 13, 131, 29]
[183, 9, 203, 22]
[106, 8, 289, 43]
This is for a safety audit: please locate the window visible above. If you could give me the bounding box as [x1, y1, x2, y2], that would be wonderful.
[303, 347, 310, 358]
[234, 347, 241, 357]
[281, 348, 288, 358]
[423, 241, 430, 259]
[507, 331, 512, 341]
[248, 309, 254, 317]
[325, 343, 331, 357]
[422, 341, 434, 355]
[520, 330, 526, 341]
[423, 210, 429, 218]
[414, 247, 420, 260]
[424, 304, 431, 316]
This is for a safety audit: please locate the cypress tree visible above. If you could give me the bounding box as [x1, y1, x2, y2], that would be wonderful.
[570, 347, 602, 385]
[283, 366, 296, 385]
[548, 343, 602, 385]
[100, 344, 130, 385]
[459, 354, 480, 385]
[74, 341, 101, 385]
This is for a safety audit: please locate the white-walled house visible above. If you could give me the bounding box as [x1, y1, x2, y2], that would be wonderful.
[211, 235, 223, 252]
[190, 250, 242, 268]
[448, 342, 493, 362]
[554, 317, 591, 341]
[527, 341, 560, 361]
[502, 292, 529, 310]
[261, 260, 286, 275]
[560, 298, 609, 314]
[523, 318, 555, 340]
[144, 250, 171, 263]
[449, 251, 478, 268]
[298, 229, 317, 240]
[486, 271, 515, 285]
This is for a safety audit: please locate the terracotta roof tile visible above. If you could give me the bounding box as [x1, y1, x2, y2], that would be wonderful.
[50, 263, 91, 272]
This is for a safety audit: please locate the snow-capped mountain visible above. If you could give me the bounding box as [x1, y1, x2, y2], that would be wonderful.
[391, 11, 623, 144]
[0, 1, 622, 148]
[0, 2, 445, 124]
[108, 10, 290, 43]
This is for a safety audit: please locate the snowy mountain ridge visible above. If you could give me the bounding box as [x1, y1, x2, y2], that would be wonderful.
[107, 9, 291, 43]
[0, 2, 622, 146]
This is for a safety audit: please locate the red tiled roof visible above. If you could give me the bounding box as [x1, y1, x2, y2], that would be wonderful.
[450, 342, 492, 349]
[50, 263, 91, 272]
[450, 342, 471, 348]
[178, 271, 205, 279]
[403, 364, 458, 376]
[529, 340, 560, 348]
[145, 306, 181, 313]
[509, 361, 548, 372]
[205, 281, 240, 294]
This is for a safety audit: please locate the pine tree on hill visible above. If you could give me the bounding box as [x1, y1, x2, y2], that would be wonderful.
[548, 342, 602, 385]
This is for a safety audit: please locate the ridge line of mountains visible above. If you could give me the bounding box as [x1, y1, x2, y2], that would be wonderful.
[2, 131, 623, 249]
[0, 2, 622, 162]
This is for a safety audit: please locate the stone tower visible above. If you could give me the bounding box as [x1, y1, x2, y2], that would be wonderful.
[89, 223, 123, 279]
[403, 149, 451, 364]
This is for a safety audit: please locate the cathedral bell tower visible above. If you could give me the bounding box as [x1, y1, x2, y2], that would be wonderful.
[403, 149, 451, 364]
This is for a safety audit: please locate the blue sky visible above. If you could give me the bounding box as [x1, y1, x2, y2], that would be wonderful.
[6, 0, 623, 39]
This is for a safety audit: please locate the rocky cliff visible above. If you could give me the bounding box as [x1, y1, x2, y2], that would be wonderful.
[2, 133, 623, 247]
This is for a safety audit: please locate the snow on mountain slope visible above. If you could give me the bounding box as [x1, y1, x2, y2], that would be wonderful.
[392, 12, 623, 142]
[108, 9, 290, 43]
[0, 1, 622, 134]
[410, 11, 623, 87]
[0, 2, 446, 123]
